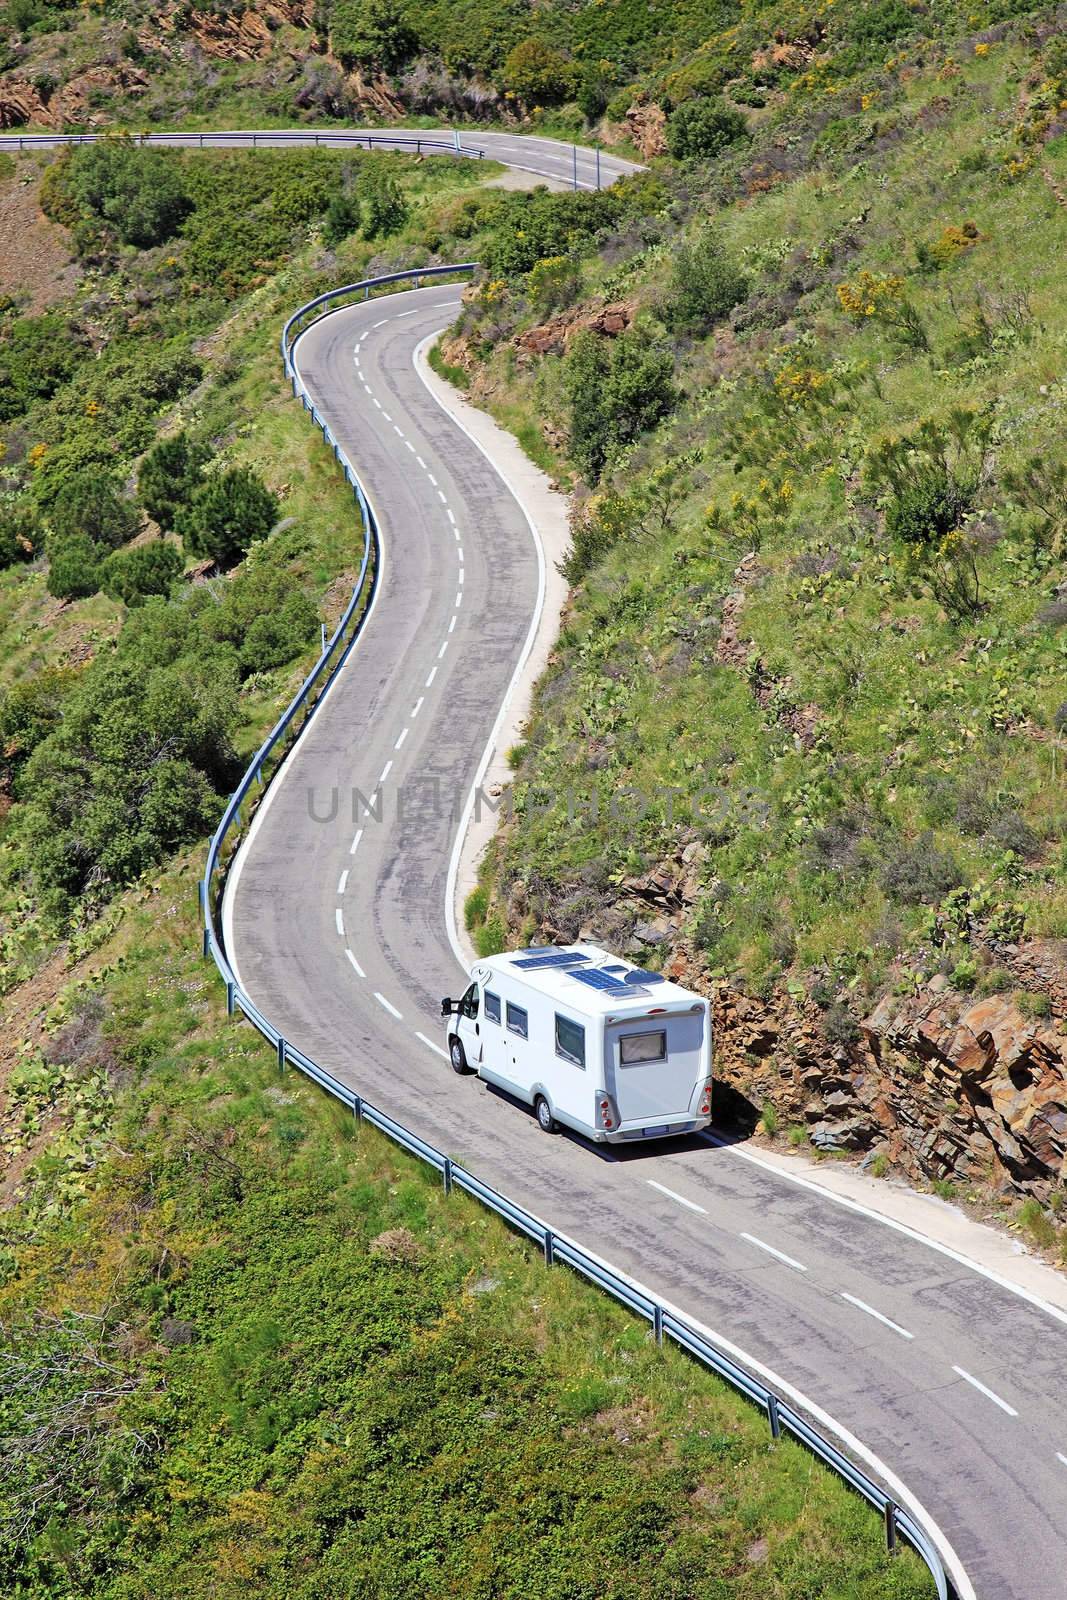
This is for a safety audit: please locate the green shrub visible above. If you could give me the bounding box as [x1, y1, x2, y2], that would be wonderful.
[138, 432, 211, 534]
[759, 1101, 779, 1138]
[0, 499, 40, 569]
[1015, 990, 1052, 1019]
[238, 591, 320, 676]
[0, 665, 74, 783]
[329, 0, 418, 73]
[475, 911, 507, 956]
[502, 36, 577, 105]
[667, 98, 749, 162]
[665, 226, 748, 334]
[565, 327, 676, 483]
[177, 467, 280, 565]
[464, 884, 489, 930]
[0, 312, 86, 422]
[323, 190, 362, 247]
[47, 138, 192, 249]
[100, 541, 184, 607]
[359, 166, 409, 238]
[49, 468, 139, 551]
[45, 532, 102, 601]
[881, 835, 962, 905]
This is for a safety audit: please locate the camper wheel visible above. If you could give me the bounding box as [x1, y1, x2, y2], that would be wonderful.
[449, 1037, 470, 1074]
[534, 1095, 556, 1134]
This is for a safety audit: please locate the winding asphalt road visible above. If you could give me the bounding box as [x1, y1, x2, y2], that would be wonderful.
[221, 284, 1067, 1600]
[10, 122, 1064, 1596]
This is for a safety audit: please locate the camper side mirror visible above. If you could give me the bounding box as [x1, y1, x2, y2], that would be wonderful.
[441, 997, 455, 1017]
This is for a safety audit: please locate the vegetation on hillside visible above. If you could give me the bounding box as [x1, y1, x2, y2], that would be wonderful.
[452, 17, 1067, 1045]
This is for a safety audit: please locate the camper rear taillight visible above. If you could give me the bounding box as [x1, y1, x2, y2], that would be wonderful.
[697, 1077, 712, 1117]
[595, 1094, 616, 1131]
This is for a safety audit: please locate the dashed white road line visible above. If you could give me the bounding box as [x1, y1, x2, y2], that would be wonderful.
[458, 568, 465, 586]
[952, 1367, 1018, 1417]
[335, 907, 345, 937]
[437, 488, 447, 504]
[349, 827, 363, 856]
[374, 991, 403, 1020]
[428, 472, 438, 486]
[416, 454, 426, 469]
[379, 759, 393, 783]
[446, 508, 456, 525]
[405, 440, 416, 453]
[416, 1030, 450, 1060]
[382, 410, 392, 422]
[394, 727, 408, 750]
[393, 424, 404, 438]
[437, 640, 449, 660]
[454, 590, 463, 609]
[345, 948, 365, 978]
[840, 1293, 914, 1340]
[372, 397, 382, 409]
[741, 1233, 808, 1272]
[457, 545, 464, 561]
[336, 869, 349, 895]
[372, 317, 388, 328]
[647, 1180, 707, 1215]
[425, 666, 438, 688]
[448, 614, 457, 633]
[1057, 1452, 1067, 1468]
[411, 696, 424, 718]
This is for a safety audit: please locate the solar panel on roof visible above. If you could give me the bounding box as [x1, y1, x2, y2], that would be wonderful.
[570, 968, 639, 994]
[603, 963, 628, 973]
[513, 951, 591, 970]
[624, 968, 666, 984]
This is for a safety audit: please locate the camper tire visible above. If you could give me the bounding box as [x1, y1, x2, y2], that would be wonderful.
[534, 1095, 556, 1134]
[449, 1037, 470, 1074]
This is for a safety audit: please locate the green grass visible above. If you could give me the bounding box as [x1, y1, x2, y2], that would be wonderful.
[0, 855, 932, 1599]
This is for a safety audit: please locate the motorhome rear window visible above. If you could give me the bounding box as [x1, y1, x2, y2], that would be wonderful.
[554, 1014, 585, 1068]
[506, 1002, 528, 1038]
[485, 991, 501, 1024]
[619, 1030, 667, 1064]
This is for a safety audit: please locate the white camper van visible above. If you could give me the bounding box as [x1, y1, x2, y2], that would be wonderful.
[441, 943, 712, 1143]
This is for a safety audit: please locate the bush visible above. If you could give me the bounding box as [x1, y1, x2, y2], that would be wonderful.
[881, 834, 962, 904]
[565, 328, 676, 483]
[667, 98, 749, 162]
[561, 491, 639, 584]
[330, 0, 418, 73]
[238, 591, 320, 676]
[100, 541, 184, 607]
[177, 467, 280, 565]
[47, 139, 192, 249]
[502, 37, 577, 106]
[0, 312, 86, 422]
[0, 499, 39, 569]
[665, 227, 748, 334]
[49, 469, 140, 551]
[45, 531, 103, 601]
[359, 167, 409, 238]
[0, 665, 74, 782]
[138, 432, 211, 534]
[323, 190, 362, 247]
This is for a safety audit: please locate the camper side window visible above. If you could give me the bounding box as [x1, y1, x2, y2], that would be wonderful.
[505, 1002, 528, 1038]
[554, 1014, 585, 1068]
[619, 1030, 667, 1064]
[485, 991, 501, 1024]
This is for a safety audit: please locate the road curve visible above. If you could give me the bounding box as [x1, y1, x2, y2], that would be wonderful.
[220, 280, 1067, 1599]
[18, 121, 1062, 1595]
[0, 126, 641, 191]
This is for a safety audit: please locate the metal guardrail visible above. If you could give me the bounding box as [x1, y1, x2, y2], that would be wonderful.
[0, 129, 485, 158]
[198, 269, 954, 1600]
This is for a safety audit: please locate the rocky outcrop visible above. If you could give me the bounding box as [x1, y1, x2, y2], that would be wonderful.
[625, 100, 668, 158]
[516, 300, 634, 357]
[0, 65, 149, 129]
[165, 1, 314, 62]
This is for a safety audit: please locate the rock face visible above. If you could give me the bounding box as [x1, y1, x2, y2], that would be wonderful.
[0, 65, 149, 129]
[516, 300, 634, 357]
[174, 1, 314, 61]
[625, 100, 668, 158]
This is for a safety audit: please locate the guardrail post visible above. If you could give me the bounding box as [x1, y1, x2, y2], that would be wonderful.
[202, 926, 210, 958]
[252, 132, 257, 148]
[767, 1393, 781, 1440]
[199, 132, 203, 148]
[277, 1037, 286, 1071]
[226, 981, 236, 1016]
[884, 1501, 898, 1553]
[653, 1305, 664, 1346]
[544, 1229, 555, 1266]
[572, 143, 578, 191]
[443, 1157, 453, 1196]
[596, 146, 601, 191]
[353, 1094, 363, 1123]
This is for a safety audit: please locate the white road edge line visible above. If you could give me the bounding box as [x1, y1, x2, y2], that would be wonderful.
[951, 1367, 1018, 1417]
[345, 948, 365, 978]
[840, 1293, 914, 1340]
[374, 991, 403, 1020]
[700, 1129, 1067, 1333]
[416, 1030, 449, 1061]
[217, 290, 975, 1600]
[741, 1232, 808, 1272]
[647, 1180, 707, 1215]
[334, 908, 345, 937]
[336, 869, 348, 895]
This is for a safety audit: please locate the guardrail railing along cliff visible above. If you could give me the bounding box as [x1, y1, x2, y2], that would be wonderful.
[199, 266, 955, 1600]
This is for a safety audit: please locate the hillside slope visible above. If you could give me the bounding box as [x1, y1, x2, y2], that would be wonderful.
[446, 10, 1067, 1228]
